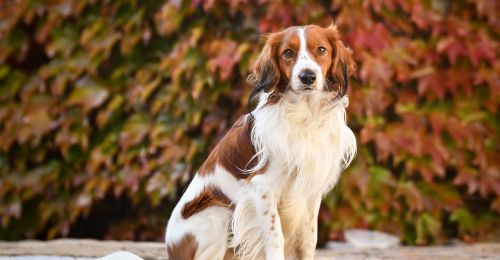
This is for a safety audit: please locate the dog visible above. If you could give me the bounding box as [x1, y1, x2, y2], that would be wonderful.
[165, 24, 357, 260]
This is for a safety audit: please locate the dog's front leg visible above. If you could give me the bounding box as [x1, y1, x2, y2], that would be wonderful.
[296, 197, 322, 260]
[251, 175, 285, 260]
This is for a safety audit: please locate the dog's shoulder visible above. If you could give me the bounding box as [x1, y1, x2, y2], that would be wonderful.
[199, 114, 258, 179]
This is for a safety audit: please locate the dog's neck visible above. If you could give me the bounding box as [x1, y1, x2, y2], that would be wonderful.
[250, 93, 356, 196]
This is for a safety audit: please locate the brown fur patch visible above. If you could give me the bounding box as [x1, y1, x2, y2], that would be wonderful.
[181, 186, 233, 219]
[198, 115, 265, 178]
[247, 30, 287, 107]
[167, 233, 197, 260]
[324, 24, 356, 96]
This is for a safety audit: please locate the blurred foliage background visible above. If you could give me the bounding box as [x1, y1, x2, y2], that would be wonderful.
[0, 0, 499, 245]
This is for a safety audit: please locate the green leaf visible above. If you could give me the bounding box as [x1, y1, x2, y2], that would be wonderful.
[67, 77, 109, 112]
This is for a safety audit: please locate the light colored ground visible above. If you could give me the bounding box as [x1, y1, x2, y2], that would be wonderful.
[0, 239, 499, 260]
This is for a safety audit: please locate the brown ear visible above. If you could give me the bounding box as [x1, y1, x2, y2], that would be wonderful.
[247, 32, 283, 104]
[327, 24, 356, 99]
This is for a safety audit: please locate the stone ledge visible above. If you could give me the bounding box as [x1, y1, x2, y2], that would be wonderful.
[1, 239, 499, 260]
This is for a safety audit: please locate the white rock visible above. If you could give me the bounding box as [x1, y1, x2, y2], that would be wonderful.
[324, 241, 355, 250]
[344, 229, 400, 249]
[97, 251, 143, 260]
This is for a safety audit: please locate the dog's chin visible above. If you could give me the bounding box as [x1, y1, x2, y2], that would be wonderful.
[291, 85, 322, 95]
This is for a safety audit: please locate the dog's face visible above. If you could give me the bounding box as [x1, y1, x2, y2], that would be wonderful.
[278, 26, 333, 94]
[249, 24, 356, 103]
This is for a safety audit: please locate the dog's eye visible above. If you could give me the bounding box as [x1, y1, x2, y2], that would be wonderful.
[316, 47, 327, 55]
[282, 49, 294, 58]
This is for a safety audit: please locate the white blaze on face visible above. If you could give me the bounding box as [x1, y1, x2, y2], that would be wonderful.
[291, 28, 324, 92]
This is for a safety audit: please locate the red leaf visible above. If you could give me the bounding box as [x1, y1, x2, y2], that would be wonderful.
[468, 33, 496, 67]
[436, 37, 467, 65]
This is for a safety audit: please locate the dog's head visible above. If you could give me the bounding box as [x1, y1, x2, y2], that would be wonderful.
[248, 24, 356, 104]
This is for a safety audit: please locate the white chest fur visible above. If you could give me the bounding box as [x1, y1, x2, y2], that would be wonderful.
[251, 94, 356, 197]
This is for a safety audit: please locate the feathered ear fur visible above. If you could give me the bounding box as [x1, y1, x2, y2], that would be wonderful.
[247, 32, 284, 108]
[326, 24, 356, 99]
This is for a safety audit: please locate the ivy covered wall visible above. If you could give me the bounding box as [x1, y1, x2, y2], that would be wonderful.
[0, 0, 498, 244]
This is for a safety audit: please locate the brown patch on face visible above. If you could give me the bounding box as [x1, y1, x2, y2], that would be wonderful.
[181, 186, 233, 219]
[303, 25, 334, 82]
[167, 233, 197, 260]
[198, 115, 266, 178]
[276, 29, 300, 85]
[301, 24, 356, 94]
[248, 27, 303, 106]
[324, 24, 356, 96]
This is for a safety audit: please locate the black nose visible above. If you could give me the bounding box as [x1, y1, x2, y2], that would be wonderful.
[299, 70, 316, 85]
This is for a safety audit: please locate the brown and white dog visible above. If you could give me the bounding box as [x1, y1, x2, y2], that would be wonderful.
[165, 24, 357, 260]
